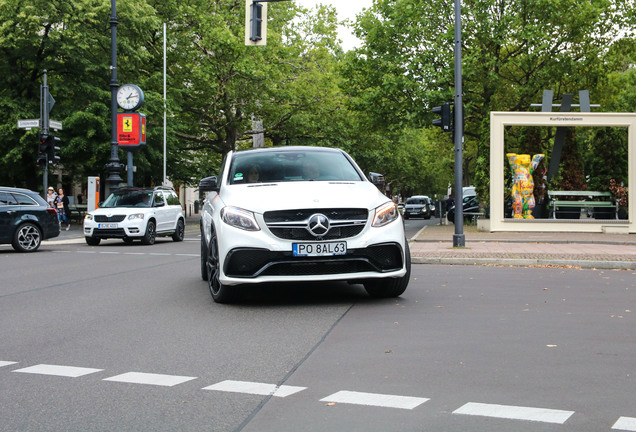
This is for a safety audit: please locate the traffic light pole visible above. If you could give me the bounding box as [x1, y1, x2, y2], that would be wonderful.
[452, 0, 465, 247]
[41, 71, 50, 198]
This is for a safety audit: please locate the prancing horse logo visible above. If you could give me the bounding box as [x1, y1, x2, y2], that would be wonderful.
[307, 214, 330, 237]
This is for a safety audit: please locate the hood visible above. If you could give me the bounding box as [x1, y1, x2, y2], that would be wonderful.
[219, 181, 390, 214]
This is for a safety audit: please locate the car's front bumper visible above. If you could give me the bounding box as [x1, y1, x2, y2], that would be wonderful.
[214, 216, 407, 286]
[83, 220, 147, 238]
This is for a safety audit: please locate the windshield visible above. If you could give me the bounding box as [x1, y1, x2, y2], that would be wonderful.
[406, 197, 426, 205]
[101, 190, 153, 208]
[228, 149, 364, 185]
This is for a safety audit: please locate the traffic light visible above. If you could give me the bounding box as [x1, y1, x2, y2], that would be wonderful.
[36, 154, 47, 168]
[39, 133, 49, 153]
[250, 2, 263, 41]
[432, 102, 452, 132]
[245, 0, 267, 46]
[47, 135, 61, 164]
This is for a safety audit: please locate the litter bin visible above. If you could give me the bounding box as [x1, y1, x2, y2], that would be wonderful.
[194, 200, 199, 214]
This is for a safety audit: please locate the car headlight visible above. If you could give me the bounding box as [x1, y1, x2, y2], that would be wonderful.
[221, 207, 260, 231]
[128, 213, 145, 220]
[84, 214, 93, 221]
[372, 201, 399, 227]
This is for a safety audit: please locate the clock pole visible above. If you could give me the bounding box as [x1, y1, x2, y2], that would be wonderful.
[107, 0, 123, 193]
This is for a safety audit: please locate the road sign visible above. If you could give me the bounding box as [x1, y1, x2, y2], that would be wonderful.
[49, 119, 63, 130]
[17, 119, 40, 129]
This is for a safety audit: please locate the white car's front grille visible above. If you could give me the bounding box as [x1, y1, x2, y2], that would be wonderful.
[264, 208, 368, 240]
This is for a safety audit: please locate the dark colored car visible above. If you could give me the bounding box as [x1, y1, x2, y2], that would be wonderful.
[446, 194, 479, 224]
[0, 186, 61, 252]
[403, 195, 432, 219]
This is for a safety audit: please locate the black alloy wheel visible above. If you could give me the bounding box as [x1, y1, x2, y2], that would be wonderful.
[141, 220, 156, 245]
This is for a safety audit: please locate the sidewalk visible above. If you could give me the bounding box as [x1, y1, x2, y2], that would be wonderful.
[410, 223, 636, 270]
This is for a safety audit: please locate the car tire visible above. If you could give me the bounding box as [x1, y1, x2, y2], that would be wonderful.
[172, 219, 185, 242]
[85, 236, 101, 246]
[205, 228, 237, 303]
[200, 228, 208, 281]
[363, 241, 411, 298]
[141, 220, 156, 245]
[12, 222, 42, 252]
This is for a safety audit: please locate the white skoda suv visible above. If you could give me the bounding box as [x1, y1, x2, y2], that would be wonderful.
[83, 186, 185, 246]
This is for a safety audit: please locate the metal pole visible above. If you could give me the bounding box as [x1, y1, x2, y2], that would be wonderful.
[453, 0, 465, 247]
[127, 151, 133, 186]
[163, 22, 167, 186]
[106, 0, 122, 193]
[41, 70, 49, 197]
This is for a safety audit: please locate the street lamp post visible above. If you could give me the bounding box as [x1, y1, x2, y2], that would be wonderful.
[452, 0, 465, 247]
[106, 0, 123, 193]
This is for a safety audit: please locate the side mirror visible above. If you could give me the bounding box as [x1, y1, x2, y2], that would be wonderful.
[199, 176, 219, 193]
[154, 201, 165, 207]
[369, 172, 385, 187]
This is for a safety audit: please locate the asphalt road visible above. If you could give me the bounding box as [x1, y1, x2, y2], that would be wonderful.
[1, 228, 634, 432]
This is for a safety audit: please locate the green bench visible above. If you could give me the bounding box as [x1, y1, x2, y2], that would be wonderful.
[548, 191, 617, 219]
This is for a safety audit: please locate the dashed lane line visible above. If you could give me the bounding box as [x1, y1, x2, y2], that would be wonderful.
[13, 364, 103, 378]
[0, 361, 17, 368]
[320, 390, 429, 410]
[453, 402, 575, 424]
[614, 417, 636, 431]
[203, 380, 306, 398]
[103, 372, 197, 387]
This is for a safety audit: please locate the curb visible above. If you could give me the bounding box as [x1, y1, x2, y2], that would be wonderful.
[412, 256, 636, 270]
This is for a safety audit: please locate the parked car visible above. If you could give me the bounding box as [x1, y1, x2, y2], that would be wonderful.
[0, 186, 60, 252]
[198, 146, 410, 303]
[83, 186, 185, 246]
[446, 194, 479, 223]
[403, 195, 432, 219]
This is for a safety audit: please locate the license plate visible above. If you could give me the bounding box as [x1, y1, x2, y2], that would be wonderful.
[98, 223, 118, 229]
[293, 241, 347, 257]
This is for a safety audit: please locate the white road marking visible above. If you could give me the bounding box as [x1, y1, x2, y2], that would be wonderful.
[103, 372, 197, 387]
[13, 364, 103, 378]
[203, 380, 306, 397]
[320, 390, 429, 410]
[613, 417, 636, 431]
[453, 402, 574, 424]
[0, 361, 17, 368]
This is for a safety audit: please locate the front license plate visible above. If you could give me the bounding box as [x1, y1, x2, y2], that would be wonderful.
[293, 241, 347, 257]
[98, 223, 118, 229]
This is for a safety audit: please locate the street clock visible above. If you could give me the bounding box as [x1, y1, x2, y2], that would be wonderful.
[117, 84, 144, 111]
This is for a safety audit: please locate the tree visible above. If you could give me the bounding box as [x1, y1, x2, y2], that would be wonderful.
[342, 0, 636, 202]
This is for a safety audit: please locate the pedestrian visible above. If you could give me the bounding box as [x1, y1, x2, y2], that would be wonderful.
[46, 186, 57, 208]
[54, 187, 71, 230]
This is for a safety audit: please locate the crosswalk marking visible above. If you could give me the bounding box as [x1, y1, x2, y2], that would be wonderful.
[320, 390, 429, 410]
[103, 372, 197, 387]
[614, 417, 636, 431]
[203, 380, 306, 397]
[1, 358, 632, 428]
[12, 364, 103, 378]
[453, 402, 574, 424]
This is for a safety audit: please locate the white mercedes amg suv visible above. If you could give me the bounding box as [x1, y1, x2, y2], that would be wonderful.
[198, 146, 410, 303]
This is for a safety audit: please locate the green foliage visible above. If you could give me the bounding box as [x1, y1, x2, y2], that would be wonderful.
[0, 0, 634, 201]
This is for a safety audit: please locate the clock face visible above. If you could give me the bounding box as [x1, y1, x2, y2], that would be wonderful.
[117, 84, 144, 111]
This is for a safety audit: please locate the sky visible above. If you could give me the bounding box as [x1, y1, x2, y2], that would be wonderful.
[299, 0, 373, 51]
